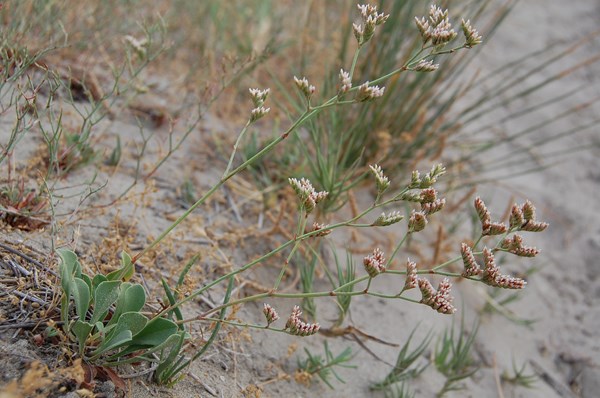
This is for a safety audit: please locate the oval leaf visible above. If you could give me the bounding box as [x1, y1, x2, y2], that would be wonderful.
[106, 251, 134, 282]
[72, 277, 91, 320]
[58, 249, 82, 295]
[91, 281, 121, 324]
[108, 283, 145, 327]
[130, 317, 178, 348]
[72, 320, 93, 355]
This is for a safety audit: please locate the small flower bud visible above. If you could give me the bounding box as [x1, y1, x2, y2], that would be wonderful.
[288, 177, 328, 213]
[311, 222, 332, 237]
[404, 259, 418, 290]
[356, 82, 385, 102]
[293, 76, 316, 100]
[369, 164, 390, 194]
[250, 106, 270, 122]
[414, 16, 431, 43]
[509, 204, 525, 229]
[461, 19, 482, 47]
[399, 191, 422, 202]
[481, 248, 526, 289]
[263, 303, 280, 326]
[408, 210, 427, 232]
[419, 277, 456, 314]
[124, 35, 148, 59]
[373, 211, 404, 227]
[420, 188, 437, 204]
[414, 59, 439, 72]
[521, 200, 536, 221]
[474, 197, 491, 225]
[339, 69, 352, 92]
[460, 243, 482, 277]
[363, 248, 386, 278]
[285, 305, 320, 336]
[249, 88, 270, 107]
[409, 170, 422, 188]
[354, 4, 389, 45]
[484, 222, 508, 236]
[422, 198, 445, 215]
[521, 221, 549, 233]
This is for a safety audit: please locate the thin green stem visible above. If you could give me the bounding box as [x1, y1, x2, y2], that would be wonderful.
[386, 232, 410, 267]
[223, 120, 251, 177]
[273, 209, 308, 290]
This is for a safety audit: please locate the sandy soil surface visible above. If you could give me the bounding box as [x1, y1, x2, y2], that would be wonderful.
[1, 1, 599, 398]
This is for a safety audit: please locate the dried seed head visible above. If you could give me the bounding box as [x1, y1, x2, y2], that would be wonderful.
[482, 248, 527, 289]
[293, 76, 316, 99]
[414, 59, 439, 72]
[460, 243, 482, 277]
[285, 305, 320, 336]
[404, 259, 418, 290]
[461, 19, 482, 47]
[356, 82, 385, 102]
[408, 210, 428, 232]
[263, 303, 280, 326]
[363, 248, 386, 278]
[509, 204, 525, 230]
[369, 164, 390, 194]
[373, 211, 404, 227]
[311, 222, 332, 237]
[339, 69, 352, 92]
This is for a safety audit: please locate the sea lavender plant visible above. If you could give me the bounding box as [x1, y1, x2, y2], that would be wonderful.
[55, 4, 548, 389]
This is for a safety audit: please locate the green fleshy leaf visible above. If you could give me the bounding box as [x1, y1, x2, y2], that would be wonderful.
[92, 274, 108, 296]
[72, 320, 93, 355]
[91, 281, 120, 324]
[130, 317, 178, 348]
[91, 330, 133, 359]
[154, 331, 186, 384]
[108, 283, 146, 327]
[93, 312, 148, 357]
[58, 249, 82, 296]
[106, 251, 134, 282]
[71, 277, 91, 320]
[161, 279, 184, 328]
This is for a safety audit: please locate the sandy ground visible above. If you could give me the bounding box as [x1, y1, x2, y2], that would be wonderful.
[1, 1, 599, 397]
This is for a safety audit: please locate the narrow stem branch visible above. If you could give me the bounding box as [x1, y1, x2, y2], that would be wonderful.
[223, 120, 251, 177]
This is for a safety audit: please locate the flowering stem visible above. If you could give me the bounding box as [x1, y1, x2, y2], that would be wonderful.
[273, 208, 308, 290]
[349, 46, 363, 80]
[386, 231, 410, 267]
[472, 234, 484, 249]
[223, 120, 251, 178]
